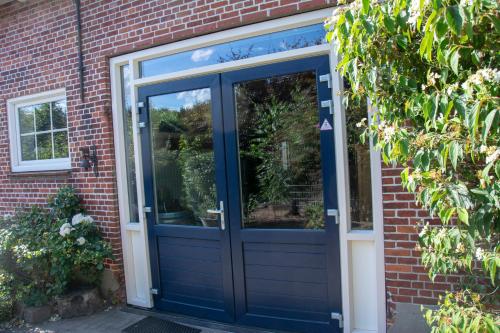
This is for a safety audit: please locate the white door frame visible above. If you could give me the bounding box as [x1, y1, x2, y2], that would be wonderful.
[110, 7, 386, 332]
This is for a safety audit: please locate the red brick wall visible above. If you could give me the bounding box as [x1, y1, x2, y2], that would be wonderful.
[382, 165, 460, 308]
[0, 0, 452, 313]
[0, 0, 336, 300]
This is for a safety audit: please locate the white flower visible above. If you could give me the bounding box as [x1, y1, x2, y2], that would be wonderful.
[76, 237, 86, 246]
[419, 223, 429, 238]
[71, 213, 94, 226]
[383, 126, 396, 140]
[479, 145, 488, 153]
[59, 223, 74, 237]
[475, 247, 484, 260]
[2, 213, 13, 220]
[486, 148, 500, 164]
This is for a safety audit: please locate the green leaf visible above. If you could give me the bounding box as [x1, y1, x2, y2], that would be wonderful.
[449, 49, 460, 75]
[446, 6, 463, 35]
[362, 0, 370, 14]
[457, 208, 469, 225]
[482, 110, 498, 142]
[384, 16, 396, 33]
[449, 141, 461, 170]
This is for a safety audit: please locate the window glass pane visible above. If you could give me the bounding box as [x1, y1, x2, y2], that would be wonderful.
[140, 24, 325, 78]
[235, 72, 324, 229]
[35, 103, 51, 132]
[18, 106, 35, 134]
[120, 65, 139, 222]
[53, 131, 68, 158]
[345, 82, 373, 230]
[52, 100, 67, 129]
[149, 88, 216, 227]
[36, 133, 52, 160]
[20, 135, 36, 161]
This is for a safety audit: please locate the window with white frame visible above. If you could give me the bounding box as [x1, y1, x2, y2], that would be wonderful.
[8, 89, 70, 172]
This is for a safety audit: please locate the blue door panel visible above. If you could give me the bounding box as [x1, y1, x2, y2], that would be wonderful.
[139, 74, 235, 323]
[221, 55, 342, 333]
[139, 55, 342, 332]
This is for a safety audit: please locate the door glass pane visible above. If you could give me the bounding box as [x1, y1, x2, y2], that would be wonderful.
[150, 88, 217, 227]
[344, 81, 373, 230]
[235, 72, 324, 229]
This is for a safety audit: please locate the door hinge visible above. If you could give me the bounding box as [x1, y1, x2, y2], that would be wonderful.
[327, 209, 339, 224]
[150, 288, 158, 295]
[319, 73, 332, 88]
[321, 100, 334, 114]
[143, 206, 152, 213]
[138, 121, 147, 129]
[331, 312, 343, 328]
[137, 102, 145, 108]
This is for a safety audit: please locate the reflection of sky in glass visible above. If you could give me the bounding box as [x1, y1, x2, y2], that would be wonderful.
[140, 24, 325, 78]
[149, 88, 211, 111]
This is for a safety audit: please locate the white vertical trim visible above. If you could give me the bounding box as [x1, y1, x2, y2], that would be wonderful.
[330, 46, 353, 332]
[368, 101, 387, 333]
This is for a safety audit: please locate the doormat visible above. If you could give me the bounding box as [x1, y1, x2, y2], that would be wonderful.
[122, 316, 202, 333]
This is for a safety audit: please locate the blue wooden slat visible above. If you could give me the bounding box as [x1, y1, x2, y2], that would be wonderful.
[246, 291, 329, 313]
[161, 281, 224, 300]
[243, 242, 326, 254]
[160, 269, 223, 289]
[243, 250, 327, 269]
[159, 258, 222, 276]
[244, 264, 328, 284]
[247, 304, 330, 323]
[245, 278, 328, 299]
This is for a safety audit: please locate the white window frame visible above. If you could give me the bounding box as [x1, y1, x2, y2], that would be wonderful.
[110, 7, 386, 332]
[7, 88, 71, 172]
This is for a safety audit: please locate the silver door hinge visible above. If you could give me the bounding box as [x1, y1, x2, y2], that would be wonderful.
[319, 73, 332, 88]
[327, 209, 339, 224]
[321, 100, 334, 114]
[331, 312, 343, 328]
[137, 102, 145, 108]
[143, 206, 152, 213]
[138, 121, 147, 129]
[150, 288, 158, 295]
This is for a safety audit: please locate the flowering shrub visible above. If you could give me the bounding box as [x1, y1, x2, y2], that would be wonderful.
[327, 0, 499, 331]
[0, 186, 112, 314]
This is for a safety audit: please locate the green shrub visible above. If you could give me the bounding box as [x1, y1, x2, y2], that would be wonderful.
[327, 0, 499, 331]
[0, 186, 112, 317]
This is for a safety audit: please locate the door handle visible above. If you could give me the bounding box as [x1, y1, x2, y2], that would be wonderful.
[207, 201, 225, 230]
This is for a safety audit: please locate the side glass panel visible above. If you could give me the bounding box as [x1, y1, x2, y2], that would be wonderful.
[140, 24, 325, 78]
[344, 81, 373, 230]
[235, 72, 324, 229]
[149, 88, 217, 227]
[121, 64, 139, 223]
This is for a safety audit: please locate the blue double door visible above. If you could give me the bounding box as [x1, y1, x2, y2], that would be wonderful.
[139, 56, 342, 333]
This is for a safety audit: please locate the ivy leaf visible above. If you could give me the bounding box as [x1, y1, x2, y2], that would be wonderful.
[446, 6, 463, 35]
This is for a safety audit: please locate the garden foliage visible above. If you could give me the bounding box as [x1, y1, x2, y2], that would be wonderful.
[0, 186, 112, 318]
[327, 0, 499, 331]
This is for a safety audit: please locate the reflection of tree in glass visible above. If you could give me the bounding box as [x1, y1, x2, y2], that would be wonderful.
[343, 81, 373, 229]
[151, 100, 216, 226]
[237, 73, 322, 228]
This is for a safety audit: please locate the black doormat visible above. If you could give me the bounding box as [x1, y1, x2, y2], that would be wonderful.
[123, 316, 202, 333]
